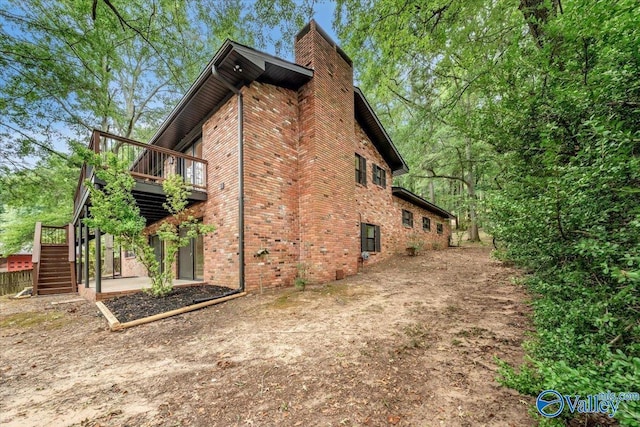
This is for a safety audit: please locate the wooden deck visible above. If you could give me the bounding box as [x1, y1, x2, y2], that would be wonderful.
[77, 276, 206, 301]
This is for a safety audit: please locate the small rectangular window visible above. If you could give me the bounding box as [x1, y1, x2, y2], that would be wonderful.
[423, 217, 431, 231]
[402, 209, 414, 227]
[372, 164, 386, 188]
[360, 223, 381, 253]
[437, 223, 444, 234]
[355, 154, 367, 185]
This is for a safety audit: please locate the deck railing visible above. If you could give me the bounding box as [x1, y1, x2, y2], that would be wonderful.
[41, 226, 67, 245]
[74, 130, 208, 216]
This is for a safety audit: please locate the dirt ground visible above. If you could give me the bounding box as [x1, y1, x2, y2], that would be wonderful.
[0, 245, 534, 426]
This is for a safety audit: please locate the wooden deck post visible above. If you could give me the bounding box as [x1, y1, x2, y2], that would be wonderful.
[67, 223, 77, 292]
[32, 222, 42, 295]
[76, 221, 82, 285]
[83, 208, 90, 289]
[95, 227, 102, 294]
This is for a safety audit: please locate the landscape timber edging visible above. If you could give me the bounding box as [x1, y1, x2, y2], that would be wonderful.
[95, 291, 247, 331]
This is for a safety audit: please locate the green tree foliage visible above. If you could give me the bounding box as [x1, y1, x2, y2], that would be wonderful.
[0, 0, 179, 167]
[335, 0, 515, 240]
[0, 155, 77, 254]
[0, 0, 264, 173]
[153, 174, 215, 297]
[335, 0, 639, 423]
[486, 1, 640, 423]
[0, 0, 255, 251]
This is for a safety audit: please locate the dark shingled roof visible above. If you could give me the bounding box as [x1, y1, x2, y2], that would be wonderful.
[392, 187, 455, 219]
[148, 40, 313, 151]
[147, 36, 409, 176]
[354, 88, 409, 176]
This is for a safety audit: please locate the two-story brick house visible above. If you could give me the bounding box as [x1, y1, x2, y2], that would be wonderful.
[68, 21, 453, 296]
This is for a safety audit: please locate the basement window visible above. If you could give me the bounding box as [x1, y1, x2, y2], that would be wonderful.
[422, 217, 431, 231]
[402, 210, 414, 228]
[355, 153, 367, 186]
[360, 223, 381, 252]
[372, 164, 386, 188]
[437, 223, 444, 234]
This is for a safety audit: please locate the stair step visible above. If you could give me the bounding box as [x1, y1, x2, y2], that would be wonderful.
[40, 268, 69, 272]
[37, 287, 73, 295]
[40, 262, 70, 267]
[39, 275, 72, 282]
[39, 273, 71, 279]
[40, 277, 72, 281]
[38, 278, 72, 285]
[40, 265, 71, 271]
[38, 277, 71, 288]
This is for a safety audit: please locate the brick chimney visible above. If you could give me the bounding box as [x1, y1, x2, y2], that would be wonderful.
[294, 20, 359, 282]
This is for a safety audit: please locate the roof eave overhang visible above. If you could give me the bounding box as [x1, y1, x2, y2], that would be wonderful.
[353, 87, 409, 177]
[148, 40, 313, 150]
[392, 186, 455, 219]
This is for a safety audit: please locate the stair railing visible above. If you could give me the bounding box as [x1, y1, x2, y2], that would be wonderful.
[32, 223, 75, 295]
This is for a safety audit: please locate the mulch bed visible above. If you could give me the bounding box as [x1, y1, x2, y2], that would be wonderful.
[103, 285, 235, 323]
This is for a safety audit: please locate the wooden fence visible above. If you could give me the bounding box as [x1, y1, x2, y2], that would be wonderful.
[0, 269, 33, 296]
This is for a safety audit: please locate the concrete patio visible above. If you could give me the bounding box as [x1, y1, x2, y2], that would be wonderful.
[77, 276, 205, 301]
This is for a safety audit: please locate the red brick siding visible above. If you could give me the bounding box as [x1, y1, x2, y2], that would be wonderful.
[121, 253, 146, 277]
[201, 96, 240, 287]
[354, 123, 451, 265]
[354, 123, 396, 265]
[295, 21, 359, 284]
[126, 97, 242, 287]
[243, 82, 301, 290]
[390, 198, 452, 253]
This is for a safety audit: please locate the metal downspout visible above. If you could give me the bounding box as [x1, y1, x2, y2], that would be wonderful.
[212, 66, 245, 292]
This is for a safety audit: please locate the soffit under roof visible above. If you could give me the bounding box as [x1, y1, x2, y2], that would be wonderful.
[149, 40, 313, 150]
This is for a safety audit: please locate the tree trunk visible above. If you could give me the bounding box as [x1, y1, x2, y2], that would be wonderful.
[428, 170, 436, 203]
[103, 234, 114, 276]
[466, 138, 480, 242]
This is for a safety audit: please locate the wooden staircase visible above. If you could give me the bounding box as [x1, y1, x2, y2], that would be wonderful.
[37, 245, 74, 294]
[33, 223, 76, 295]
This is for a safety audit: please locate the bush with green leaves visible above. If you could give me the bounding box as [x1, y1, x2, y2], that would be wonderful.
[485, 1, 640, 424]
[81, 149, 214, 297]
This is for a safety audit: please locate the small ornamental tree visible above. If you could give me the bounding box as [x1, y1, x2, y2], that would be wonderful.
[152, 173, 215, 296]
[81, 149, 214, 297]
